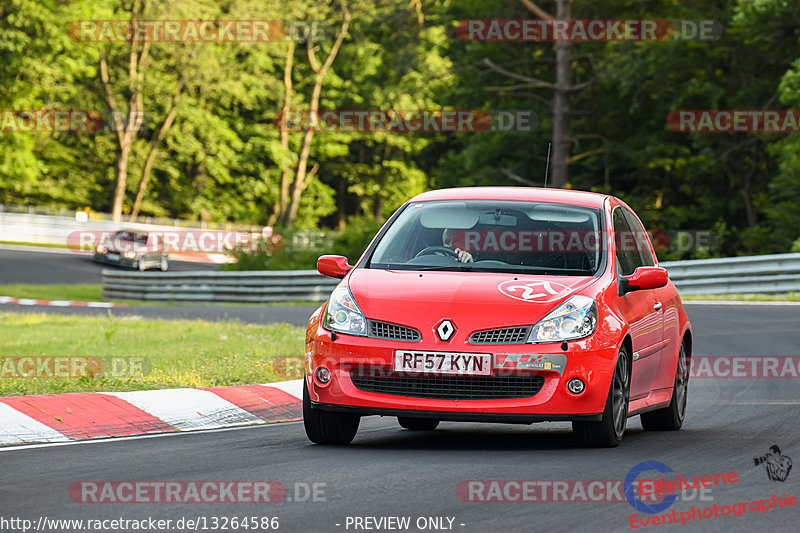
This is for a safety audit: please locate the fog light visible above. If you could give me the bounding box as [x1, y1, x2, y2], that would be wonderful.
[567, 378, 585, 395]
[315, 366, 331, 384]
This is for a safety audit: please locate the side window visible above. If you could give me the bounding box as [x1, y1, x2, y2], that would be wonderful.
[622, 208, 656, 267]
[613, 208, 642, 276]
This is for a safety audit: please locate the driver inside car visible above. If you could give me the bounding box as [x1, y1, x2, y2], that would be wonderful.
[442, 228, 474, 263]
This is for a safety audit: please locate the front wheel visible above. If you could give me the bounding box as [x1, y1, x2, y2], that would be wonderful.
[573, 345, 630, 447]
[398, 417, 439, 431]
[159, 255, 169, 271]
[303, 379, 360, 445]
[641, 341, 689, 431]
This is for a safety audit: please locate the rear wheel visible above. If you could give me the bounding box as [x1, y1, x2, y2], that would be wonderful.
[302, 379, 360, 445]
[641, 341, 689, 431]
[159, 255, 169, 271]
[398, 417, 439, 431]
[573, 345, 630, 447]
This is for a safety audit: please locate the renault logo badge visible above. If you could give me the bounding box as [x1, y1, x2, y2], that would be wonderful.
[436, 319, 456, 342]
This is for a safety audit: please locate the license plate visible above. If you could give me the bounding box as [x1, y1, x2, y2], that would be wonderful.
[106, 253, 120, 261]
[394, 350, 492, 376]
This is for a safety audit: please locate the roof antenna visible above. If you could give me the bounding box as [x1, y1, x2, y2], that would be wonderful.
[543, 142, 551, 188]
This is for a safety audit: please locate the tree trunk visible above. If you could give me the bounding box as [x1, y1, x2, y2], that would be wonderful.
[269, 41, 295, 226]
[129, 132, 162, 220]
[112, 144, 131, 221]
[280, 2, 351, 227]
[550, 0, 571, 188]
[130, 88, 181, 220]
[337, 172, 347, 230]
[130, 47, 195, 221]
[101, 0, 148, 222]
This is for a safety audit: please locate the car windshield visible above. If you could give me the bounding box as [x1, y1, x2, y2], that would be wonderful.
[115, 231, 149, 244]
[368, 200, 604, 275]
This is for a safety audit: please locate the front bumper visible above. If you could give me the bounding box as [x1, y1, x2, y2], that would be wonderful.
[305, 315, 619, 422]
[93, 252, 138, 268]
[310, 402, 602, 423]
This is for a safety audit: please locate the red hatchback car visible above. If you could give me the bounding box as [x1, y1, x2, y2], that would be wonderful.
[304, 187, 691, 447]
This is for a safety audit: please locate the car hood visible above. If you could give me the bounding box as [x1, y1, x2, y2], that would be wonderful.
[347, 268, 600, 336]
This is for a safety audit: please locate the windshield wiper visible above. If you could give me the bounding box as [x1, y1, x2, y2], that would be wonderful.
[370, 263, 475, 272]
[369, 263, 594, 275]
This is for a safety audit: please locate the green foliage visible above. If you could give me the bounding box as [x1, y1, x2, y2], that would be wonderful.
[224, 215, 383, 270]
[3, 0, 800, 258]
[330, 216, 384, 262]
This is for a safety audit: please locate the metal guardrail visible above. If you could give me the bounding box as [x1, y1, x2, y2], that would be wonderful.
[0, 211, 332, 255]
[0, 203, 258, 230]
[102, 270, 339, 303]
[661, 253, 800, 295]
[101, 253, 800, 303]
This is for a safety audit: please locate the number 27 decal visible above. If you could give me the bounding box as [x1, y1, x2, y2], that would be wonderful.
[498, 280, 572, 302]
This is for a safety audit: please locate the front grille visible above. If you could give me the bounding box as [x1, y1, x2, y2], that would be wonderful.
[349, 369, 544, 400]
[368, 320, 421, 342]
[469, 327, 530, 344]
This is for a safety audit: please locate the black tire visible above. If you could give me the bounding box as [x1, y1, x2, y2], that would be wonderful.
[137, 259, 146, 272]
[641, 341, 689, 431]
[302, 379, 359, 445]
[159, 255, 169, 271]
[573, 345, 630, 448]
[398, 417, 439, 431]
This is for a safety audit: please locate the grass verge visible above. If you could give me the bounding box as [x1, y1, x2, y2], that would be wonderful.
[0, 284, 104, 302]
[0, 312, 305, 397]
[0, 240, 70, 249]
[0, 284, 321, 307]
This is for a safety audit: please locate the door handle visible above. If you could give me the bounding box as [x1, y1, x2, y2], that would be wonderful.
[654, 301, 663, 311]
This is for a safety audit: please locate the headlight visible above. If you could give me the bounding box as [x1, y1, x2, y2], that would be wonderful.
[124, 250, 137, 259]
[322, 286, 366, 336]
[528, 295, 597, 343]
[96, 245, 107, 253]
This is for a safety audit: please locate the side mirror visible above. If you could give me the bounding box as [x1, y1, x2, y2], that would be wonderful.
[317, 255, 352, 279]
[619, 266, 668, 295]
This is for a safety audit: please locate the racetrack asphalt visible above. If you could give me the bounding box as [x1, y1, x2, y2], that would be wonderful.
[0, 247, 322, 325]
[0, 247, 218, 285]
[1, 305, 799, 532]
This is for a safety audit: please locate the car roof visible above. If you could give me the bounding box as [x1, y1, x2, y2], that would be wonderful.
[409, 187, 610, 209]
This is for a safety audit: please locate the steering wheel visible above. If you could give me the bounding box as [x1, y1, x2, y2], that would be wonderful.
[414, 245, 459, 260]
